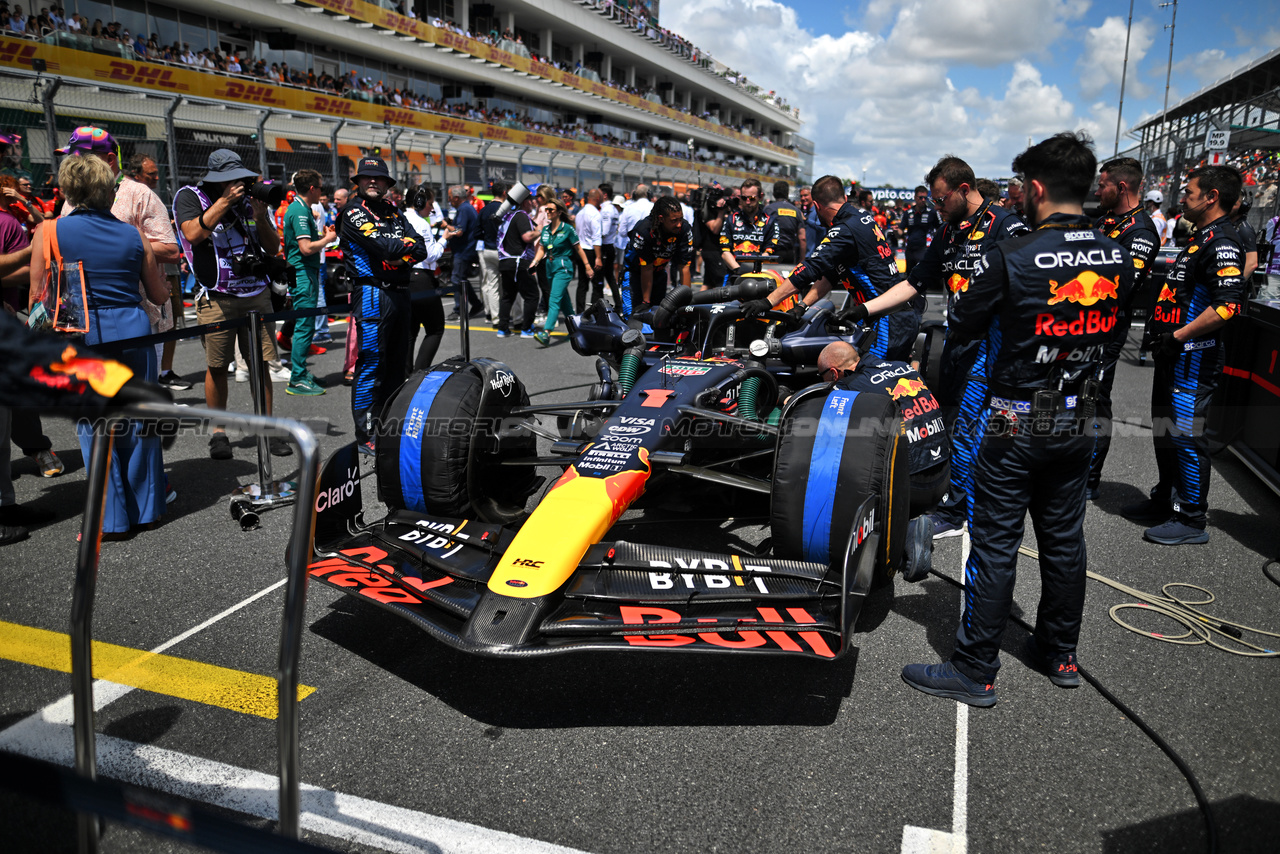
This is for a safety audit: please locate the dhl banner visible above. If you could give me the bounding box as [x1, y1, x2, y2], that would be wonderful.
[0, 36, 765, 182]
[294, 0, 791, 159]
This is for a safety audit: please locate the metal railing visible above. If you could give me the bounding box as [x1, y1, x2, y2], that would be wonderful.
[71, 402, 321, 851]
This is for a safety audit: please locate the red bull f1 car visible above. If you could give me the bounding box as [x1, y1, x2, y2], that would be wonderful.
[309, 275, 926, 660]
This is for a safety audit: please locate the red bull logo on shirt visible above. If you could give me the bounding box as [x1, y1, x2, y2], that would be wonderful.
[1047, 271, 1119, 306]
[946, 273, 969, 294]
[889, 377, 926, 399]
[1157, 284, 1177, 303]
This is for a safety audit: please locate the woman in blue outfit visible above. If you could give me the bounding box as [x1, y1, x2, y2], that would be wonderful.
[530, 199, 593, 346]
[32, 154, 170, 535]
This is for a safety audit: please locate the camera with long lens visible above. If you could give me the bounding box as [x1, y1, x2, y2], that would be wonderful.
[243, 179, 287, 206]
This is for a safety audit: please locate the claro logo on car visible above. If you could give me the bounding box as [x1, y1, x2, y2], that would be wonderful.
[315, 465, 359, 512]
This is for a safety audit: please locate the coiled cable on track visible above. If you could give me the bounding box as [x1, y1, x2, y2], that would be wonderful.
[1014, 545, 1280, 657]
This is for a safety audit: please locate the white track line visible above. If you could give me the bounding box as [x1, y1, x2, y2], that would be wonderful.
[0, 714, 591, 854]
[901, 528, 972, 854]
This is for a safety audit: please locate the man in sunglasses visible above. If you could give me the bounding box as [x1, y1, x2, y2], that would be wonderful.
[718, 178, 779, 286]
[839, 156, 1029, 539]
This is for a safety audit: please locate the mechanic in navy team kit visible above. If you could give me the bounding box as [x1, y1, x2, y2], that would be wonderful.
[763, 181, 803, 264]
[851, 157, 1029, 538]
[745, 175, 919, 362]
[1122, 165, 1246, 546]
[901, 132, 1133, 707]
[718, 178, 778, 285]
[897, 185, 941, 278]
[341, 156, 429, 454]
[618, 194, 695, 316]
[817, 341, 951, 517]
[1087, 157, 1161, 498]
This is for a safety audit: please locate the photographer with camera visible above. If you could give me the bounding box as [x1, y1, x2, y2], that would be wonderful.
[174, 149, 290, 460]
[691, 183, 730, 290]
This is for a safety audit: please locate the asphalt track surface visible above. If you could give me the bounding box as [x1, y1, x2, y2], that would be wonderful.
[1, 295, 1278, 854]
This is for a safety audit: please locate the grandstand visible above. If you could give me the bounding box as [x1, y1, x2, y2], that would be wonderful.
[0, 0, 803, 195]
[1127, 44, 1280, 230]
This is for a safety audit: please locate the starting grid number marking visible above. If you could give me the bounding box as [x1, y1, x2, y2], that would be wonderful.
[0, 620, 316, 719]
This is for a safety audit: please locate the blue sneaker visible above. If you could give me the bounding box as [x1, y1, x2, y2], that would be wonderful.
[1025, 635, 1080, 688]
[901, 661, 996, 707]
[932, 517, 964, 540]
[520, 328, 536, 339]
[495, 329, 510, 338]
[1143, 518, 1209, 545]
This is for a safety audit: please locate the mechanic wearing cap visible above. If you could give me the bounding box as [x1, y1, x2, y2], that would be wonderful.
[1144, 190, 1168, 246]
[1122, 165, 1246, 546]
[835, 157, 1029, 539]
[718, 178, 778, 286]
[341, 156, 428, 454]
[618, 194, 694, 316]
[174, 149, 288, 459]
[742, 175, 918, 362]
[902, 132, 1133, 707]
[1088, 157, 1161, 499]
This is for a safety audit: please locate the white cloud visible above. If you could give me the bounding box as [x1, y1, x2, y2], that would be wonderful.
[663, 0, 1105, 185]
[1174, 47, 1262, 91]
[1078, 15, 1156, 100]
[882, 0, 1090, 66]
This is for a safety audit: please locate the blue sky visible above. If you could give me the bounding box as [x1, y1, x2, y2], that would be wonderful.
[663, 0, 1279, 186]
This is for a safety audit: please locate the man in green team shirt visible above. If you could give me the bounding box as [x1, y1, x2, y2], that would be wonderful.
[282, 169, 338, 395]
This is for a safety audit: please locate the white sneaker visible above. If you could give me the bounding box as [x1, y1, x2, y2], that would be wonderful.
[234, 367, 248, 383]
[269, 365, 290, 383]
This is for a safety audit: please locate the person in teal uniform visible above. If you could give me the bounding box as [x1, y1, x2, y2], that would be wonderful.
[530, 199, 594, 346]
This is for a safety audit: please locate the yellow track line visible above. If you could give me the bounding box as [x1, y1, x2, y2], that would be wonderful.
[0, 620, 315, 719]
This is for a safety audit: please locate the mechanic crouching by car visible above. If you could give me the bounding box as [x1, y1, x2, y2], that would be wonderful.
[744, 175, 919, 362]
[173, 149, 291, 460]
[342, 156, 428, 455]
[817, 340, 949, 579]
[618, 194, 695, 317]
[901, 132, 1133, 708]
[1122, 165, 1247, 546]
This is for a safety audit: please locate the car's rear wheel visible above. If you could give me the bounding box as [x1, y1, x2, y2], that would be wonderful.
[770, 386, 911, 586]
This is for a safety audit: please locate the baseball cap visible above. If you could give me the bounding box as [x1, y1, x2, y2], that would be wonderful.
[353, 156, 395, 185]
[1144, 190, 1163, 204]
[55, 125, 117, 157]
[201, 149, 258, 183]
[0, 131, 21, 146]
[611, 194, 626, 207]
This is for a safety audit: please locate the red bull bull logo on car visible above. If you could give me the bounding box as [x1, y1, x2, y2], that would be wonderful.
[1047, 271, 1119, 306]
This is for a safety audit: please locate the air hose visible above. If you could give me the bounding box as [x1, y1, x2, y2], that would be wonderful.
[738, 376, 761, 422]
[617, 328, 646, 396]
